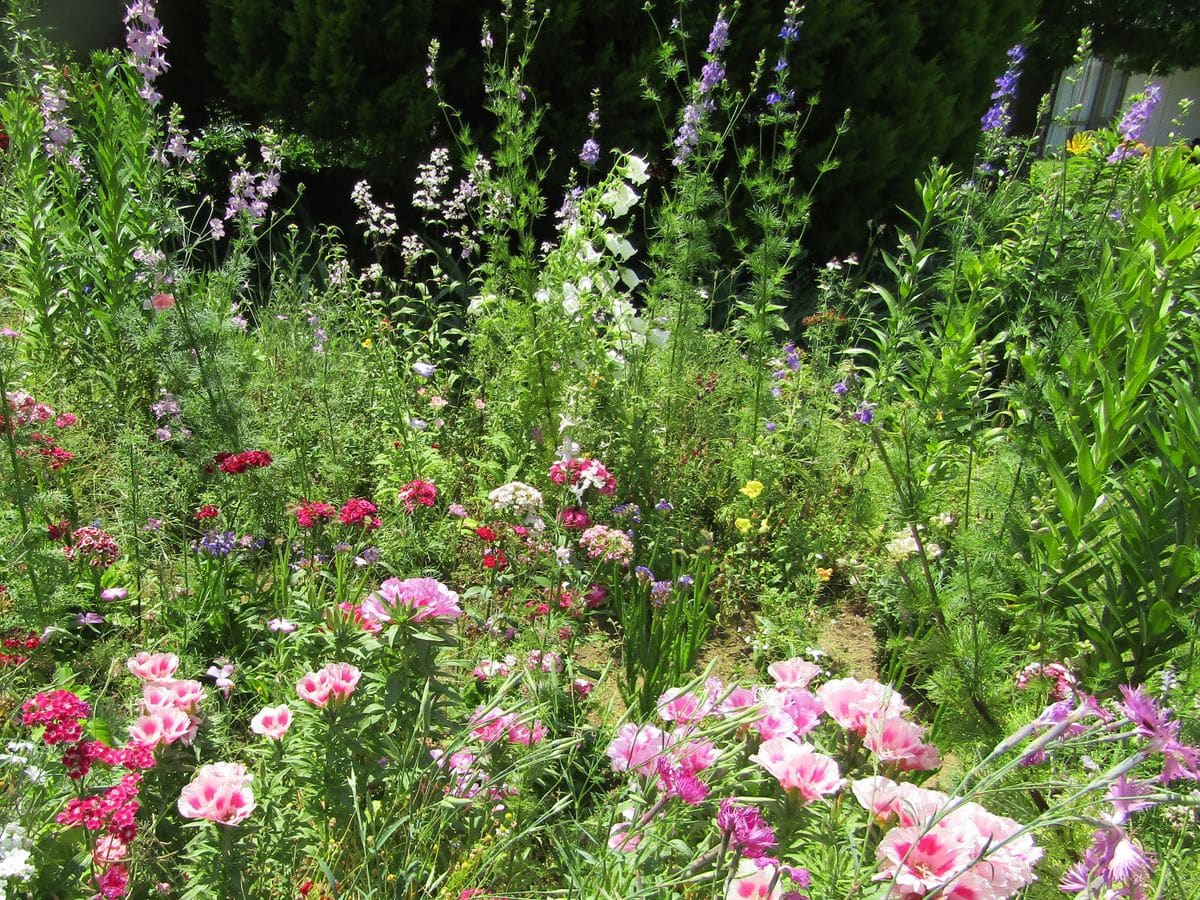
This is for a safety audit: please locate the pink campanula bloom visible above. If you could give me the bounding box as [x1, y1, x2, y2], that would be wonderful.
[250, 704, 292, 740]
[816, 677, 908, 735]
[177, 762, 255, 825]
[126, 651, 179, 681]
[749, 739, 843, 803]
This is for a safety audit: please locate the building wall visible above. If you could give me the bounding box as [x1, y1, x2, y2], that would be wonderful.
[1048, 60, 1200, 148]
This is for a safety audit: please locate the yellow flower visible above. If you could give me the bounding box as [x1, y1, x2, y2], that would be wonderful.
[740, 480, 764, 500]
[734, 517, 752, 534]
[815, 566, 834, 582]
[1066, 132, 1094, 156]
[361, 337, 373, 348]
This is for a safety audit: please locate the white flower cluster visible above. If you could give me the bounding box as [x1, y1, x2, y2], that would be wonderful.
[0, 822, 34, 893]
[488, 481, 544, 518]
[0, 741, 47, 785]
[885, 527, 942, 561]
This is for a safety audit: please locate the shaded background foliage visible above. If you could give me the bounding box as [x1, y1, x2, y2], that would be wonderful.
[25, 0, 1195, 287]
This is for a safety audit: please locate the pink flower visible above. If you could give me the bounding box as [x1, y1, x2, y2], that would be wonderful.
[100, 587, 128, 601]
[875, 826, 973, 896]
[558, 506, 592, 530]
[656, 687, 708, 724]
[749, 738, 843, 803]
[161, 679, 205, 712]
[362, 576, 462, 624]
[323, 662, 361, 701]
[863, 716, 941, 771]
[92, 835, 129, 866]
[767, 657, 821, 689]
[339, 497, 380, 529]
[207, 663, 236, 700]
[128, 707, 192, 748]
[294, 500, 336, 528]
[607, 807, 642, 853]
[296, 670, 333, 708]
[177, 762, 256, 825]
[398, 479, 437, 512]
[140, 683, 179, 714]
[816, 677, 908, 735]
[470, 705, 517, 742]
[851, 776, 949, 827]
[249, 704, 292, 740]
[268, 617, 297, 634]
[126, 651, 179, 681]
[725, 859, 785, 899]
[717, 800, 777, 859]
[606, 722, 668, 777]
[150, 292, 176, 311]
[507, 720, 547, 746]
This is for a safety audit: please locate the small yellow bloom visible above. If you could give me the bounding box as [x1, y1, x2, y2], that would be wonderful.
[734, 517, 752, 534]
[361, 337, 373, 348]
[1066, 131, 1094, 156]
[740, 480, 764, 500]
[815, 567, 834, 582]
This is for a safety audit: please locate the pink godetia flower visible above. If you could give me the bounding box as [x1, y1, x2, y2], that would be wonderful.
[362, 576, 462, 624]
[249, 704, 292, 740]
[863, 779, 1043, 899]
[126, 651, 179, 681]
[606, 722, 668, 777]
[607, 806, 643, 853]
[149, 292, 176, 311]
[851, 776, 949, 827]
[127, 707, 191, 748]
[100, 587, 128, 601]
[469, 705, 517, 742]
[749, 738, 844, 803]
[655, 687, 711, 725]
[297, 662, 361, 708]
[507, 719, 548, 746]
[816, 677, 908, 736]
[862, 716, 941, 771]
[725, 858, 806, 900]
[767, 657, 822, 689]
[268, 617, 297, 634]
[177, 762, 256, 825]
[571, 678, 594, 698]
[159, 679, 205, 712]
[207, 662, 236, 700]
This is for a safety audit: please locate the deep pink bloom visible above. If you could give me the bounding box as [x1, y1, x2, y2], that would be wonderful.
[398, 479, 437, 512]
[127, 708, 191, 747]
[296, 670, 333, 708]
[339, 497, 380, 529]
[150, 292, 176, 311]
[295, 500, 336, 529]
[717, 800, 777, 859]
[558, 506, 592, 530]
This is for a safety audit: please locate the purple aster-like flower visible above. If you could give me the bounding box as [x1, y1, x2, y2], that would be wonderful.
[853, 403, 874, 425]
[832, 381, 849, 397]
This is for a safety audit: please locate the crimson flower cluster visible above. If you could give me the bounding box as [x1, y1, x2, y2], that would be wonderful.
[63, 525, 120, 568]
[1, 629, 40, 667]
[398, 479, 437, 513]
[212, 449, 273, 474]
[194, 504, 220, 521]
[338, 497, 380, 529]
[22, 689, 92, 745]
[295, 500, 336, 529]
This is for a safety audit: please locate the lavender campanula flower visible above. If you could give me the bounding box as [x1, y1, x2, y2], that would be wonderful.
[579, 138, 600, 167]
